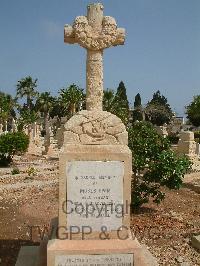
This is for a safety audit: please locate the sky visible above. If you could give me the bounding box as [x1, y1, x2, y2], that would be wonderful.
[0, 0, 200, 116]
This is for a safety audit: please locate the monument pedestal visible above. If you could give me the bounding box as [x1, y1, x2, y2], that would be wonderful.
[58, 144, 132, 240]
[15, 217, 158, 266]
[47, 236, 158, 266]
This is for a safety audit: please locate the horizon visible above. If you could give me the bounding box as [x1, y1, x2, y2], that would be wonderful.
[0, 0, 199, 116]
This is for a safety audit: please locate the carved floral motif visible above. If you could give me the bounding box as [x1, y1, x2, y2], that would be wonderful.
[64, 110, 128, 145]
[64, 16, 125, 51]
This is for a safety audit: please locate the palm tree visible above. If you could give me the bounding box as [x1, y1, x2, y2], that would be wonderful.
[16, 76, 38, 110]
[35, 92, 55, 133]
[103, 89, 129, 125]
[103, 89, 116, 112]
[0, 92, 16, 126]
[59, 84, 84, 117]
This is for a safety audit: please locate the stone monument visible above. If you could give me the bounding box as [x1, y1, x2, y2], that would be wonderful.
[177, 131, 197, 158]
[4, 120, 8, 133]
[46, 126, 59, 159]
[27, 123, 45, 156]
[11, 118, 17, 132]
[47, 3, 157, 266]
[16, 3, 157, 266]
[155, 124, 168, 138]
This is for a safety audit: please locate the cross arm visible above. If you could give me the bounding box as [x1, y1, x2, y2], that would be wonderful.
[64, 24, 76, 44]
[113, 28, 126, 46]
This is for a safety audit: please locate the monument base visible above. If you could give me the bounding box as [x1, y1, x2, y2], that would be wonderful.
[15, 237, 158, 266]
[15, 219, 158, 266]
[47, 236, 158, 266]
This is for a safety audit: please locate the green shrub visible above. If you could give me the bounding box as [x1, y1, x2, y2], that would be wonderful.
[11, 167, 20, 175]
[0, 155, 12, 167]
[167, 133, 179, 144]
[27, 166, 37, 177]
[0, 132, 29, 167]
[128, 121, 192, 211]
[194, 131, 200, 144]
[194, 131, 200, 138]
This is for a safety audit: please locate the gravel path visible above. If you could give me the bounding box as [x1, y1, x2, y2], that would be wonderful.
[0, 179, 58, 192]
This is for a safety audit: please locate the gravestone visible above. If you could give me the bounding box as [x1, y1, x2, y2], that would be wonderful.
[27, 123, 45, 156]
[55, 125, 65, 149]
[155, 124, 168, 138]
[46, 127, 59, 159]
[15, 3, 158, 266]
[11, 118, 17, 132]
[4, 120, 8, 133]
[177, 131, 197, 158]
[47, 3, 157, 266]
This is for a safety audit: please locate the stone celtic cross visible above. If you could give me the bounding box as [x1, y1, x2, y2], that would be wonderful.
[64, 3, 126, 111]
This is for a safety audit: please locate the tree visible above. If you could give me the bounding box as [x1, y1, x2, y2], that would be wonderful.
[115, 81, 129, 118]
[0, 92, 16, 124]
[103, 89, 129, 125]
[134, 93, 141, 108]
[59, 84, 84, 117]
[128, 121, 191, 210]
[132, 93, 143, 122]
[16, 76, 38, 110]
[35, 92, 55, 133]
[105, 81, 129, 125]
[49, 99, 65, 120]
[17, 105, 38, 131]
[103, 89, 116, 112]
[186, 95, 200, 127]
[146, 90, 173, 126]
[0, 132, 29, 166]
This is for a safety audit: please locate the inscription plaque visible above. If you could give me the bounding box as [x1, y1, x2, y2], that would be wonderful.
[67, 161, 124, 231]
[55, 253, 133, 266]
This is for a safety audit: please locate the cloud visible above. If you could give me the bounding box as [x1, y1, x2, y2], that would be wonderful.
[42, 19, 63, 38]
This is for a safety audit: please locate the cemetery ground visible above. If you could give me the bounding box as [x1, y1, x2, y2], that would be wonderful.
[0, 155, 199, 266]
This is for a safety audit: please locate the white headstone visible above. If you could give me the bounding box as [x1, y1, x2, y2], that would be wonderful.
[67, 161, 124, 232]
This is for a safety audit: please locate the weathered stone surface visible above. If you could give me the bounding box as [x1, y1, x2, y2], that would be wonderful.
[177, 131, 198, 157]
[103, 114, 123, 127]
[64, 114, 87, 131]
[64, 110, 127, 145]
[26, 123, 45, 156]
[191, 235, 200, 251]
[64, 131, 80, 143]
[177, 140, 197, 156]
[64, 3, 125, 111]
[79, 133, 118, 145]
[79, 110, 110, 120]
[116, 131, 128, 145]
[64, 11, 125, 51]
[47, 237, 158, 266]
[55, 126, 65, 149]
[55, 253, 133, 266]
[180, 131, 194, 141]
[106, 123, 125, 135]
